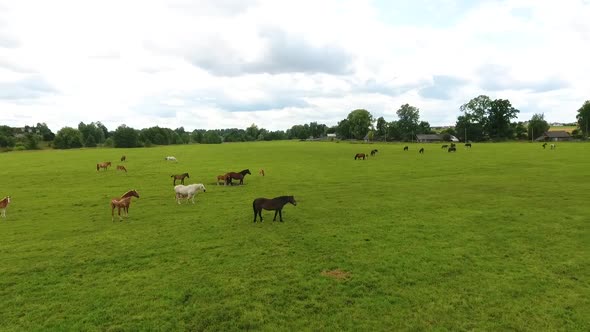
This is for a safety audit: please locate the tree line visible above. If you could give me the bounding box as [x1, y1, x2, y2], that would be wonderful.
[1, 96, 588, 150]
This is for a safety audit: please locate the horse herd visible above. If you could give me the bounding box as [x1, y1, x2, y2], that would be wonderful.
[93, 155, 296, 223]
[354, 143, 470, 159]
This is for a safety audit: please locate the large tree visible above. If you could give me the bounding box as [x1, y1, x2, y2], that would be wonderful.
[112, 125, 139, 148]
[346, 109, 373, 139]
[335, 118, 351, 139]
[53, 127, 83, 149]
[375, 116, 387, 140]
[576, 100, 590, 137]
[396, 104, 420, 141]
[528, 113, 550, 140]
[486, 99, 519, 140]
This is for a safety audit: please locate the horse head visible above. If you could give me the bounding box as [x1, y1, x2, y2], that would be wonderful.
[288, 196, 297, 206]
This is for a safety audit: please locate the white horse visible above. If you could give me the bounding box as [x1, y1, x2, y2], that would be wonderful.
[1, 196, 11, 218]
[165, 156, 177, 162]
[550, 144, 556, 150]
[174, 184, 206, 204]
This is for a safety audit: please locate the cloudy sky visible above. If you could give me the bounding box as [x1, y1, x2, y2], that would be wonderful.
[1, 0, 589, 132]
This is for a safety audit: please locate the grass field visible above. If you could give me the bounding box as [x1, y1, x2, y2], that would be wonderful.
[0, 141, 588, 331]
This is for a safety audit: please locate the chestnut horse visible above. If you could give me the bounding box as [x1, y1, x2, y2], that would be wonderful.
[110, 190, 140, 221]
[97, 161, 112, 171]
[171, 173, 190, 185]
[216, 174, 228, 185]
[117, 165, 127, 172]
[0, 196, 11, 218]
[225, 169, 251, 185]
[252, 196, 297, 222]
[354, 153, 367, 160]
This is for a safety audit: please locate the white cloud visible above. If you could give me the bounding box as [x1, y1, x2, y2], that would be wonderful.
[0, 0, 588, 132]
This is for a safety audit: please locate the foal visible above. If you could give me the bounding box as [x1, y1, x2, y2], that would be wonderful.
[110, 190, 140, 221]
[171, 173, 190, 185]
[0, 196, 11, 218]
[116, 165, 127, 172]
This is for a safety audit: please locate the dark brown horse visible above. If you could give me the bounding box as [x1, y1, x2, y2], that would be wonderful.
[171, 173, 190, 185]
[110, 190, 140, 221]
[354, 153, 367, 160]
[252, 196, 297, 222]
[97, 161, 111, 171]
[121, 155, 126, 162]
[403, 146, 408, 151]
[225, 169, 251, 185]
[370, 149, 378, 156]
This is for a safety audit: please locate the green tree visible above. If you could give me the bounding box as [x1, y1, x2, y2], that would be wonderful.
[202, 131, 222, 144]
[35, 123, 55, 141]
[513, 122, 527, 140]
[53, 127, 83, 149]
[246, 124, 259, 141]
[23, 133, 41, 150]
[85, 134, 97, 147]
[112, 125, 139, 148]
[455, 115, 484, 142]
[346, 109, 373, 140]
[576, 100, 590, 137]
[396, 104, 420, 141]
[486, 99, 519, 140]
[335, 119, 351, 139]
[375, 116, 387, 140]
[417, 121, 432, 134]
[527, 114, 550, 140]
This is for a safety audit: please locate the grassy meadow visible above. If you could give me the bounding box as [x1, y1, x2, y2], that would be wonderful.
[0, 141, 588, 331]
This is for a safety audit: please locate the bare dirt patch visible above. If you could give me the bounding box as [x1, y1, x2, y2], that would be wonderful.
[321, 269, 351, 280]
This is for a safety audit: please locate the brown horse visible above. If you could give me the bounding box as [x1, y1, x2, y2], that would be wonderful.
[225, 169, 251, 185]
[110, 190, 140, 221]
[253, 196, 297, 222]
[259, 169, 265, 176]
[97, 161, 112, 171]
[216, 174, 228, 185]
[0, 196, 11, 218]
[171, 173, 190, 185]
[121, 155, 126, 162]
[354, 153, 367, 160]
[117, 165, 127, 172]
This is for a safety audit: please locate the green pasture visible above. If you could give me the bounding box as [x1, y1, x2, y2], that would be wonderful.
[0, 141, 588, 331]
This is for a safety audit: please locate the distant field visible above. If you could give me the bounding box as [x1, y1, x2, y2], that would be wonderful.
[0, 141, 588, 330]
[549, 125, 577, 132]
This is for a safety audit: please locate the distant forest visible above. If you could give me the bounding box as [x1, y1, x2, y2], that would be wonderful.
[1, 96, 587, 150]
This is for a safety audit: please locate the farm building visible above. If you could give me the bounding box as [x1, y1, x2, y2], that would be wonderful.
[416, 134, 459, 143]
[535, 131, 572, 142]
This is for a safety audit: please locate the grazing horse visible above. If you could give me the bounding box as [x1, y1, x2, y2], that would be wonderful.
[370, 149, 378, 156]
[217, 174, 229, 185]
[96, 161, 111, 171]
[174, 184, 206, 204]
[550, 144, 556, 150]
[441, 144, 448, 149]
[354, 153, 367, 160]
[0, 196, 11, 218]
[116, 165, 127, 172]
[120, 155, 126, 162]
[465, 143, 472, 148]
[419, 148, 424, 154]
[259, 169, 265, 176]
[110, 190, 140, 221]
[253, 196, 297, 222]
[225, 169, 251, 185]
[403, 146, 408, 151]
[542, 143, 547, 149]
[448, 147, 457, 152]
[165, 156, 177, 162]
[171, 172, 190, 185]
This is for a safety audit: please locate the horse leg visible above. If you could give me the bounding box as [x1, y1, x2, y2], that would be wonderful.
[279, 209, 283, 222]
[111, 203, 115, 222]
[273, 210, 279, 221]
